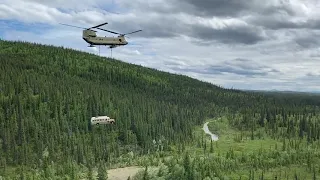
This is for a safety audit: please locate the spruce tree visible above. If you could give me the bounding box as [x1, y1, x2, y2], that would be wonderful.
[98, 162, 108, 180]
[142, 166, 149, 180]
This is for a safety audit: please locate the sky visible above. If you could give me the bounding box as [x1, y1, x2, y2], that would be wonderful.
[1, 0, 320, 92]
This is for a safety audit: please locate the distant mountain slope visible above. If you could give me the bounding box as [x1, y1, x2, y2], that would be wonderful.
[0, 40, 320, 170]
[247, 89, 320, 95]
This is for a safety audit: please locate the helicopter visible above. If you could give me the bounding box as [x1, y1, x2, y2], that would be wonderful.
[59, 22, 142, 49]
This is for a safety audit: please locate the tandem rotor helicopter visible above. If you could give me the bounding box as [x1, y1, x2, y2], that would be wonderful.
[59, 21, 142, 56]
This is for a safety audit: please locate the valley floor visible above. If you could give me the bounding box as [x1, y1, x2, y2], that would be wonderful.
[2, 117, 319, 179]
[128, 117, 320, 179]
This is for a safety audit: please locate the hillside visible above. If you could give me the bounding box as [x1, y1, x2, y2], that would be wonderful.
[1, 40, 320, 179]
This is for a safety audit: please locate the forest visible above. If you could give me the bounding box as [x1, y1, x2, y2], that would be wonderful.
[1, 40, 320, 179]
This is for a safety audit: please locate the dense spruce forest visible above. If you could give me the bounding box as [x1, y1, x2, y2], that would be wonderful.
[1, 40, 320, 179]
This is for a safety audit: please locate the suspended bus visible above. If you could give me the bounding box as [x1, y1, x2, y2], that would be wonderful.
[91, 116, 115, 125]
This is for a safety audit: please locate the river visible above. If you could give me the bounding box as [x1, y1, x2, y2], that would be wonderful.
[203, 122, 219, 141]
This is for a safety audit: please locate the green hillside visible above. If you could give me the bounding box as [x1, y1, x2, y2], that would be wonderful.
[1, 40, 320, 179]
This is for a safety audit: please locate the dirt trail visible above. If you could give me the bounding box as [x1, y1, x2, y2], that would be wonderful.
[107, 166, 143, 180]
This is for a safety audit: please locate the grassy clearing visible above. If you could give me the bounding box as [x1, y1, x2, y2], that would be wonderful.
[189, 116, 319, 179]
[206, 117, 281, 155]
[227, 164, 315, 180]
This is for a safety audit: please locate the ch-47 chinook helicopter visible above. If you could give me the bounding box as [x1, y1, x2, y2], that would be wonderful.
[59, 22, 142, 50]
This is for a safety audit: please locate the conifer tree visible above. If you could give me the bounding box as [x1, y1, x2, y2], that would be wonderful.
[142, 166, 149, 180]
[98, 162, 108, 180]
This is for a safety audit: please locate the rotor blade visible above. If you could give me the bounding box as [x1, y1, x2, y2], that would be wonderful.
[59, 23, 86, 29]
[123, 30, 142, 35]
[89, 22, 108, 29]
[96, 27, 120, 35]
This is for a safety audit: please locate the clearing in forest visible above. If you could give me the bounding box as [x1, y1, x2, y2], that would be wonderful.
[107, 166, 143, 180]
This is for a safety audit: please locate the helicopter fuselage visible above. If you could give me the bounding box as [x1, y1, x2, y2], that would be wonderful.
[82, 30, 128, 46]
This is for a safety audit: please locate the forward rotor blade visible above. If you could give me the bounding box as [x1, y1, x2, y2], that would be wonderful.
[89, 22, 108, 29]
[124, 30, 142, 35]
[96, 27, 120, 35]
[59, 23, 86, 29]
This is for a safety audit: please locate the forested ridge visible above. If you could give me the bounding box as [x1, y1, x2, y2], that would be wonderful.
[1, 40, 320, 179]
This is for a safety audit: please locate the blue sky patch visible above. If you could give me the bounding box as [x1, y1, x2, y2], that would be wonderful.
[0, 20, 53, 35]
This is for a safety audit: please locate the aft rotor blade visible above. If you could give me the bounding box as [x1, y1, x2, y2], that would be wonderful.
[89, 22, 108, 29]
[96, 27, 120, 35]
[124, 30, 142, 35]
[59, 23, 86, 29]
